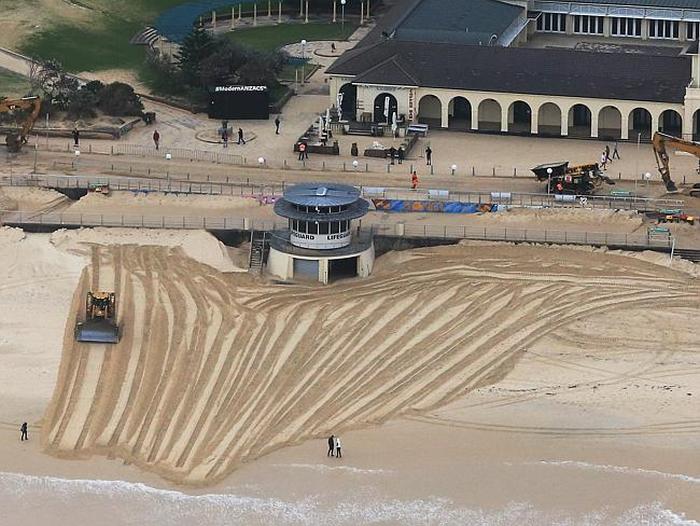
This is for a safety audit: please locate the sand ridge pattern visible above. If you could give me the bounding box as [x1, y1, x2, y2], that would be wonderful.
[41, 243, 699, 485]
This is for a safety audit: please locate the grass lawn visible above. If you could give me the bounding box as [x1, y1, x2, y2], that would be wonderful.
[19, 0, 186, 72]
[227, 21, 359, 52]
[0, 67, 30, 98]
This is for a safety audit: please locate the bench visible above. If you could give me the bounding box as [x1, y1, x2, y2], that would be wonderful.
[407, 123, 429, 136]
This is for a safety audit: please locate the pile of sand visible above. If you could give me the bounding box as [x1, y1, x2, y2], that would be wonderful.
[0, 226, 25, 245]
[68, 191, 262, 212]
[50, 228, 246, 273]
[0, 187, 68, 211]
[489, 207, 643, 226]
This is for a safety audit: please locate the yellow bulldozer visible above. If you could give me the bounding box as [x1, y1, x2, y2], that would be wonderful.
[0, 96, 42, 153]
[74, 292, 120, 343]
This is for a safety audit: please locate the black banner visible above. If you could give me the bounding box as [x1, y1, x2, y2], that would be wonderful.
[208, 85, 269, 120]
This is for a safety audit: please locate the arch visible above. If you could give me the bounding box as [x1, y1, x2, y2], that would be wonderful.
[567, 104, 592, 138]
[373, 93, 397, 124]
[628, 107, 652, 140]
[417, 94, 442, 127]
[693, 110, 700, 141]
[477, 99, 501, 132]
[448, 96, 472, 130]
[598, 106, 622, 140]
[659, 109, 682, 138]
[507, 100, 532, 134]
[338, 83, 356, 121]
[537, 102, 562, 136]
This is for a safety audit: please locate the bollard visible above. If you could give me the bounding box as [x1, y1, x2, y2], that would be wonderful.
[618, 173, 621, 180]
[343, 162, 346, 171]
[472, 166, 475, 176]
[111, 145, 114, 155]
[387, 164, 390, 173]
[148, 168, 151, 175]
[365, 163, 368, 172]
[410, 163, 414, 173]
[683, 175, 686, 184]
[89, 144, 92, 154]
[492, 167, 495, 176]
[111, 164, 114, 171]
[322, 161, 326, 170]
[430, 165, 434, 175]
[187, 172, 190, 180]
[130, 166, 132, 174]
[513, 167, 517, 177]
[283, 159, 287, 169]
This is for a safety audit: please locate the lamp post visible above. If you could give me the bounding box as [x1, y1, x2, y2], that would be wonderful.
[300, 39, 307, 85]
[644, 171, 652, 198]
[451, 164, 457, 176]
[341, 0, 346, 35]
[547, 167, 553, 195]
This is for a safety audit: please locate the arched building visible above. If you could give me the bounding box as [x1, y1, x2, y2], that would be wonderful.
[268, 183, 374, 284]
[327, 0, 700, 141]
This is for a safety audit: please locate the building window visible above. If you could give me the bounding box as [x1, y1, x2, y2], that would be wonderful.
[319, 222, 329, 235]
[611, 17, 642, 37]
[687, 22, 698, 40]
[573, 15, 604, 35]
[536, 13, 566, 33]
[649, 19, 679, 39]
[330, 221, 340, 234]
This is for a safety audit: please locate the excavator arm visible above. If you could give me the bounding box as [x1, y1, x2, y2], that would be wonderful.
[651, 131, 700, 193]
[0, 96, 42, 153]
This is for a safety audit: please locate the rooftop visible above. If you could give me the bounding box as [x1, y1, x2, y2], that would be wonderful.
[280, 183, 362, 207]
[327, 39, 691, 103]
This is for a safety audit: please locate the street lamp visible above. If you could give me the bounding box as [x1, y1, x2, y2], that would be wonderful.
[341, 0, 346, 34]
[644, 171, 652, 197]
[546, 167, 553, 195]
[300, 39, 307, 85]
[451, 164, 457, 175]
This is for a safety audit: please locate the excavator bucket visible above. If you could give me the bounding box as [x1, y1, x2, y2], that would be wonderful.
[74, 292, 120, 344]
[74, 319, 120, 343]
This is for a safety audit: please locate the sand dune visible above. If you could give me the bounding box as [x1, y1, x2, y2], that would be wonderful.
[40, 243, 699, 485]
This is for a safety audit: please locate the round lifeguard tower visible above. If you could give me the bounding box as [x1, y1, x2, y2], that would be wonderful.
[268, 183, 374, 283]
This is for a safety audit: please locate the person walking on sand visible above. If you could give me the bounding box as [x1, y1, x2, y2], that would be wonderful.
[425, 146, 432, 166]
[152, 129, 160, 150]
[72, 127, 80, 147]
[275, 116, 281, 135]
[335, 436, 342, 458]
[411, 170, 419, 190]
[20, 422, 28, 441]
[327, 434, 335, 457]
[612, 141, 620, 160]
[238, 127, 246, 145]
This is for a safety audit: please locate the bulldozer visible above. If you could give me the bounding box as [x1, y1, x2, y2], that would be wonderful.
[74, 292, 120, 343]
[0, 96, 42, 153]
[652, 131, 700, 194]
[532, 161, 615, 195]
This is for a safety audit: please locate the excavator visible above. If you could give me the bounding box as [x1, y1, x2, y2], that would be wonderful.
[0, 96, 42, 153]
[74, 292, 120, 343]
[651, 131, 700, 195]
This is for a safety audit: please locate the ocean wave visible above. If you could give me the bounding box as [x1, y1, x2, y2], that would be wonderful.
[271, 463, 392, 475]
[0, 472, 697, 526]
[536, 460, 700, 484]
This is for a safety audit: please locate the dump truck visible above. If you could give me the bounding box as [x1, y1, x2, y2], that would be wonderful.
[532, 161, 615, 195]
[74, 292, 120, 343]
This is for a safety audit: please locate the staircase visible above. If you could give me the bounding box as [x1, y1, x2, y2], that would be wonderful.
[248, 231, 269, 273]
[674, 248, 700, 262]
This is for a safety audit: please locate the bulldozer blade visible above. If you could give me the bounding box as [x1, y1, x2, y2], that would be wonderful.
[75, 319, 120, 344]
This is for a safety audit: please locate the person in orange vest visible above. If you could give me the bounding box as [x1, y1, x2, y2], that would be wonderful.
[411, 170, 419, 190]
[298, 142, 308, 160]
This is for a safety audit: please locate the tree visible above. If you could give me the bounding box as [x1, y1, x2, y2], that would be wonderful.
[98, 82, 144, 116]
[36, 59, 79, 109]
[177, 28, 216, 87]
[67, 87, 99, 119]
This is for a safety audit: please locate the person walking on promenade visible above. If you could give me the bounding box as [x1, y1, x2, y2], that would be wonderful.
[425, 146, 432, 166]
[605, 144, 611, 164]
[411, 170, 419, 190]
[600, 150, 607, 170]
[298, 142, 308, 160]
[238, 127, 246, 145]
[327, 435, 335, 457]
[335, 436, 342, 458]
[20, 422, 28, 441]
[275, 116, 281, 134]
[612, 141, 620, 160]
[152, 129, 160, 150]
[72, 127, 80, 147]
[222, 129, 229, 148]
